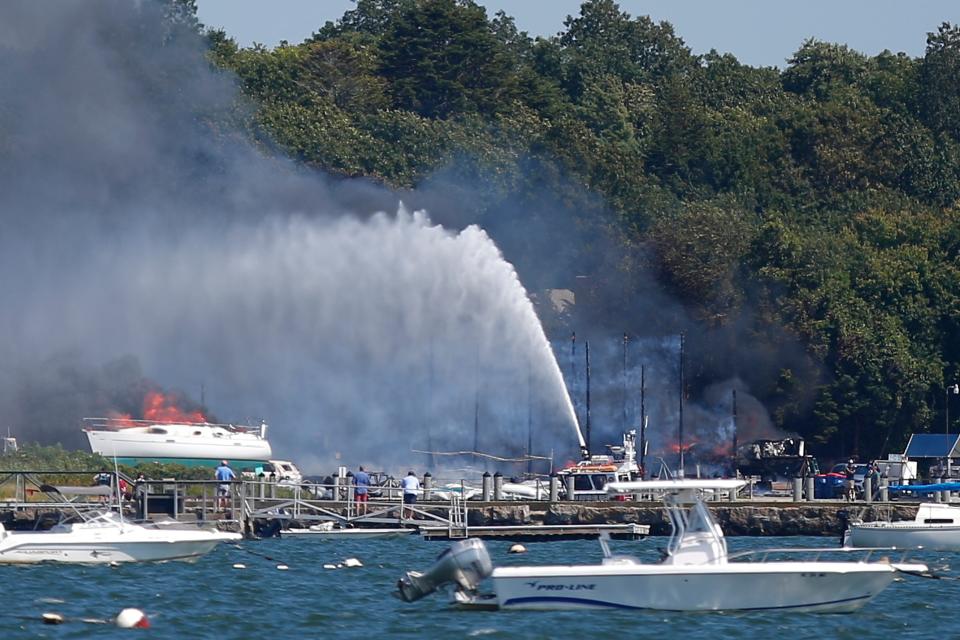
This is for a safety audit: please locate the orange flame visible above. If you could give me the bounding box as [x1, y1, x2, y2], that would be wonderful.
[142, 390, 207, 423]
[668, 441, 698, 454]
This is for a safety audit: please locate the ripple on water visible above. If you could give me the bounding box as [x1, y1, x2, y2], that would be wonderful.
[0, 536, 956, 639]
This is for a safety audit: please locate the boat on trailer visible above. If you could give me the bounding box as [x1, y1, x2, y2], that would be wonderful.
[396, 479, 927, 613]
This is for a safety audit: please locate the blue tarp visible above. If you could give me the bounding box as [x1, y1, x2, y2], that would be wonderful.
[887, 482, 960, 491]
[903, 433, 960, 458]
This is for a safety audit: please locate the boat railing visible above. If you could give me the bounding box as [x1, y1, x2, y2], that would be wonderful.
[82, 416, 264, 434]
[726, 546, 917, 564]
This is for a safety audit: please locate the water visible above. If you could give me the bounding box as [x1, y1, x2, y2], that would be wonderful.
[1, 536, 951, 639]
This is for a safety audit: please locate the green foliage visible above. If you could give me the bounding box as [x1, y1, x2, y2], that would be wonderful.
[193, 2, 960, 460]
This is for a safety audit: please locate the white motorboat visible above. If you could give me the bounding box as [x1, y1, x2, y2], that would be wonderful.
[844, 500, 960, 551]
[0, 511, 241, 564]
[83, 417, 272, 467]
[397, 479, 927, 613]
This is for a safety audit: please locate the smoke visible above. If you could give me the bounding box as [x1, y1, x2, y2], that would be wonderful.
[0, 1, 578, 473]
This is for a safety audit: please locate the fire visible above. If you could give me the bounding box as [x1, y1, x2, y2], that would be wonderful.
[668, 441, 699, 454]
[142, 390, 207, 423]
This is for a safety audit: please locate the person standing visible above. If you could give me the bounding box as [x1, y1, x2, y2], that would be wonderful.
[844, 459, 857, 502]
[215, 460, 235, 511]
[93, 468, 112, 503]
[354, 466, 371, 515]
[400, 471, 420, 520]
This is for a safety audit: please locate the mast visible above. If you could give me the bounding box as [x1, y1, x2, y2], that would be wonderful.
[585, 340, 592, 456]
[622, 332, 628, 433]
[678, 332, 685, 477]
[640, 364, 647, 474]
[731, 388, 738, 478]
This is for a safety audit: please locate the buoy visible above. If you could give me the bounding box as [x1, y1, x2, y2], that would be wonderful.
[276, 564, 289, 570]
[508, 544, 527, 554]
[343, 557, 363, 568]
[115, 608, 150, 629]
[232, 563, 246, 569]
[323, 563, 337, 569]
[41, 613, 64, 625]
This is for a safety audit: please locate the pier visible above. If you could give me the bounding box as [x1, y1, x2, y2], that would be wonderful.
[0, 470, 925, 539]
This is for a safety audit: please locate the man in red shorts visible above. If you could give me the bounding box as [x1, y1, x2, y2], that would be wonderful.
[354, 465, 370, 515]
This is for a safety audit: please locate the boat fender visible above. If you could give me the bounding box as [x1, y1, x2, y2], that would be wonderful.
[115, 608, 150, 629]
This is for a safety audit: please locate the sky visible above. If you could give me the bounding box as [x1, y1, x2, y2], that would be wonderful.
[195, 0, 960, 68]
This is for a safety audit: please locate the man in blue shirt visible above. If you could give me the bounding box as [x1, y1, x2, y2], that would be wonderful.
[215, 460, 235, 511]
[354, 466, 371, 514]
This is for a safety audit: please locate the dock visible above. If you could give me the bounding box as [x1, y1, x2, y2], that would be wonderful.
[417, 522, 648, 541]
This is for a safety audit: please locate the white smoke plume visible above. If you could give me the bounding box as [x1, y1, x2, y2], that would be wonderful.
[0, 1, 579, 473]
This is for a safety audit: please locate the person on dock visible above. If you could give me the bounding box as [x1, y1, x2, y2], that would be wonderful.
[844, 459, 857, 502]
[354, 466, 370, 515]
[215, 460, 235, 511]
[93, 468, 112, 503]
[401, 471, 420, 520]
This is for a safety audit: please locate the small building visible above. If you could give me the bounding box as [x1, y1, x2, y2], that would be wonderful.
[902, 433, 960, 480]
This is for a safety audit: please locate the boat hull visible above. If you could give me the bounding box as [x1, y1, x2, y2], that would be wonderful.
[85, 429, 271, 466]
[0, 524, 242, 564]
[491, 562, 901, 612]
[847, 523, 960, 551]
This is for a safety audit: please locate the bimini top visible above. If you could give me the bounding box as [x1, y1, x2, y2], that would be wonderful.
[607, 479, 746, 495]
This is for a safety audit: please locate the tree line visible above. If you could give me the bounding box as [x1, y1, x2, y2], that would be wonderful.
[189, 0, 960, 461]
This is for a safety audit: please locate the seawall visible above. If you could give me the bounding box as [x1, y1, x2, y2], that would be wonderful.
[463, 502, 919, 536]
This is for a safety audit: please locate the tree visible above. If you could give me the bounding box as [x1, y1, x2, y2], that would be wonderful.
[378, 0, 520, 118]
[919, 22, 960, 141]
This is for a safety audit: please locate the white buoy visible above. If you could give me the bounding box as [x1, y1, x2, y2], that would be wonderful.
[276, 564, 289, 570]
[41, 613, 64, 625]
[232, 563, 246, 569]
[343, 557, 363, 568]
[115, 608, 150, 629]
[508, 544, 527, 554]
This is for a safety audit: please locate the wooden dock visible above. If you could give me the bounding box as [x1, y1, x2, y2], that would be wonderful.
[417, 522, 649, 541]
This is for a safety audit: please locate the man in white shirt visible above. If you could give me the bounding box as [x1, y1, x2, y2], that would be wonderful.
[400, 471, 420, 520]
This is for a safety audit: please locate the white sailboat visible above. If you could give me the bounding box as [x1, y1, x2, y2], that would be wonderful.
[83, 417, 272, 467]
[397, 479, 927, 613]
[845, 497, 960, 551]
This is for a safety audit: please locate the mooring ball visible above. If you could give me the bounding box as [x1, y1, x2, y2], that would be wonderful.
[508, 544, 527, 554]
[115, 608, 150, 629]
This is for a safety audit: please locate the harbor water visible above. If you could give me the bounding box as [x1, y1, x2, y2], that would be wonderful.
[1, 535, 954, 639]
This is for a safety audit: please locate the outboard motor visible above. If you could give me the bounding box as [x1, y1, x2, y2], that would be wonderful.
[396, 538, 493, 602]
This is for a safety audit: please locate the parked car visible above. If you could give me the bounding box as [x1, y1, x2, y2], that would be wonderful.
[240, 460, 303, 484]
